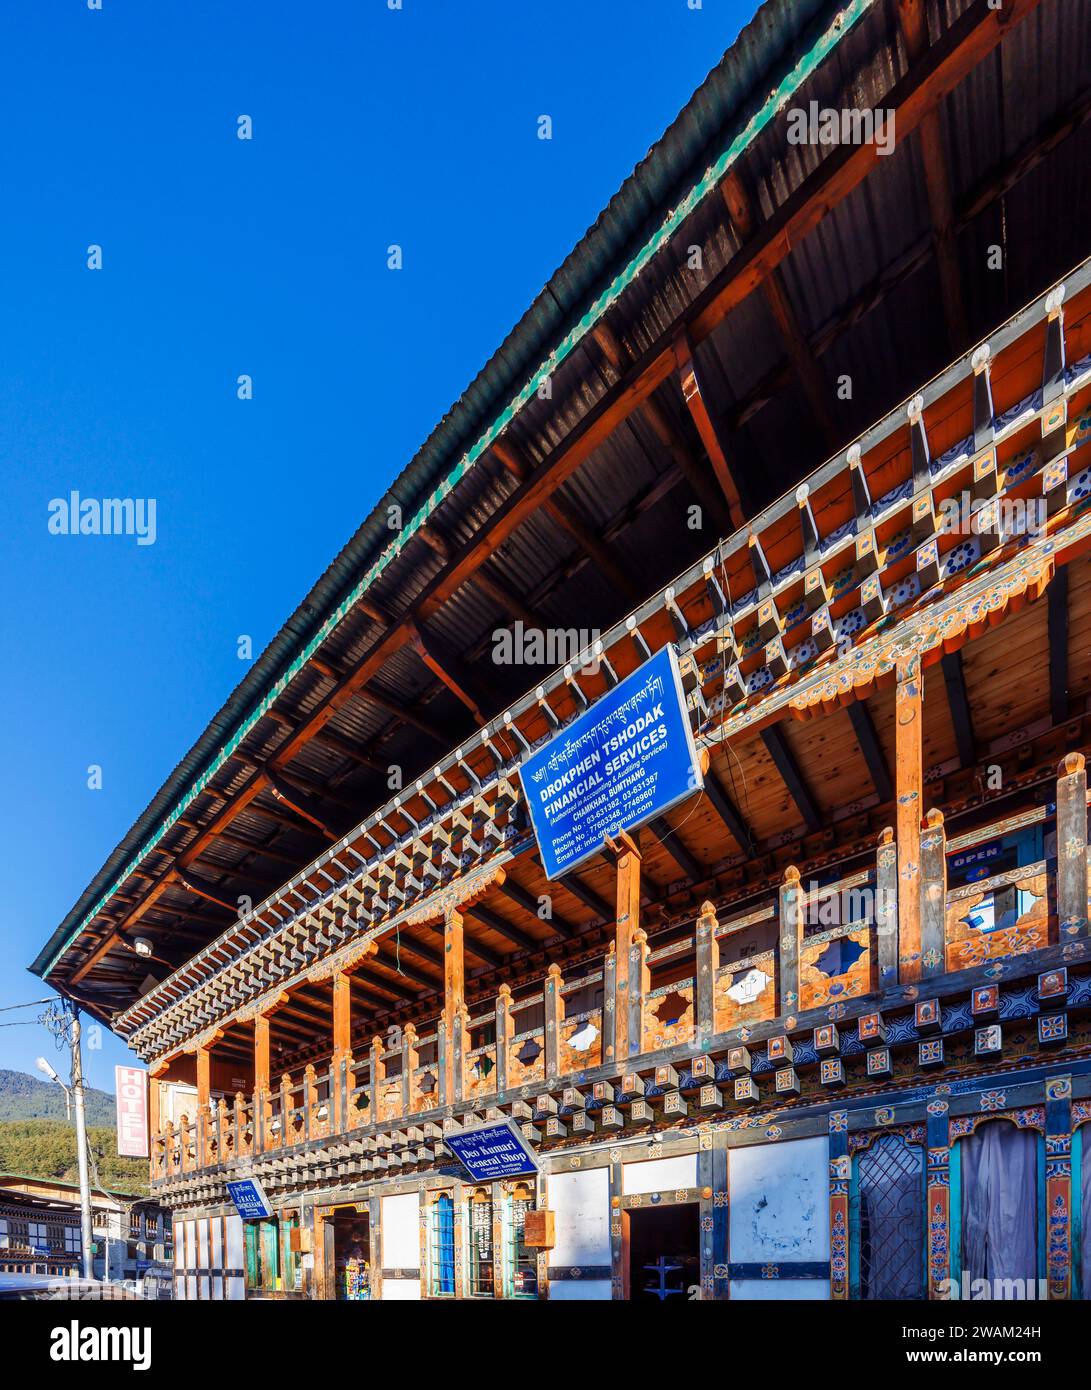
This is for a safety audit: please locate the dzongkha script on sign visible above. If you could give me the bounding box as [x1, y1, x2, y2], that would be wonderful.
[519, 645, 703, 878]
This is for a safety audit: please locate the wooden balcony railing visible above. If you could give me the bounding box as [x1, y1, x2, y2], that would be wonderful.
[149, 754, 1090, 1184]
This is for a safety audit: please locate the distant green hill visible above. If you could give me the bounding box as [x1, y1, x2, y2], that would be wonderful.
[0, 1068, 115, 1125]
[0, 1118, 148, 1196]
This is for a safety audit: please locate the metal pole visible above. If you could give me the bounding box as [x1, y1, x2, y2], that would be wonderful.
[69, 1007, 95, 1281]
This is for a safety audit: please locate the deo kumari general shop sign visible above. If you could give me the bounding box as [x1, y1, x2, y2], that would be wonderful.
[520, 643, 703, 879]
[444, 1120, 540, 1182]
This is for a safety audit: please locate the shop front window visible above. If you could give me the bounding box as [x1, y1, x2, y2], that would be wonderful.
[468, 1189, 494, 1297]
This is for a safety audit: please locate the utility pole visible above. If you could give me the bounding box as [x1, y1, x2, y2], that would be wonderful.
[69, 1006, 95, 1281]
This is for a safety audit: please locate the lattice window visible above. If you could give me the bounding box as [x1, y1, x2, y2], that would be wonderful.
[428, 1193, 455, 1296]
[856, 1134, 925, 1299]
[467, 1188, 494, 1297]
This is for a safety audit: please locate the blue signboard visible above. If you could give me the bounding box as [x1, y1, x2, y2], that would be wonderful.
[444, 1120, 539, 1182]
[519, 644, 703, 878]
[226, 1176, 274, 1220]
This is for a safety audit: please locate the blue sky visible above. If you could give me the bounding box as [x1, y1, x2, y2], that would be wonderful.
[0, 0, 749, 1091]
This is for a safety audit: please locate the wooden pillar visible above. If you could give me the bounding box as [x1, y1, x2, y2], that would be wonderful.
[494, 984, 514, 1095]
[443, 907, 466, 1105]
[303, 1064, 316, 1141]
[608, 1148, 625, 1300]
[279, 1073, 291, 1149]
[196, 1044, 211, 1112]
[333, 970, 352, 1058]
[149, 1076, 161, 1138]
[608, 831, 641, 1064]
[602, 943, 618, 1064]
[895, 655, 924, 981]
[695, 901, 720, 1050]
[698, 1129, 728, 1300]
[370, 1036, 385, 1124]
[401, 1023, 419, 1114]
[1045, 1075, 1074, 1298]
[627, 928, 650, 1060]
[254, 1015, 271, 1094]
[926, 1101, 951, 1299]
[829, 1110, 850, 1299]
[779, 865, 803, 1017]
[254, 1014, 271, 1152]
[875, 827, 899, 989]
[543, 964, 565, 1082]
[369, 1195, 383, 1301]
[1056, 753, 1089, 940]
[919, 808, 947, 977]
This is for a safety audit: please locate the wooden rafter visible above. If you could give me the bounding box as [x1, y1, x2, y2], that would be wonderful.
[897, 0, 968, 351]
[846, 700, 895, 804]
[720, 168, 839, 449]
[761, 727, 822, 834]
[940, 650, 976, 769]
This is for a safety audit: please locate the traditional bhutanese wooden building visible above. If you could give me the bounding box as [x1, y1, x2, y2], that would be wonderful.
[31, 0, 1091, 1301]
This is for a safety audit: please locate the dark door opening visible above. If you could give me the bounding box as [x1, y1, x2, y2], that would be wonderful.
[329, 1208, 371, 1300]
[626, 1203, 700, 1302]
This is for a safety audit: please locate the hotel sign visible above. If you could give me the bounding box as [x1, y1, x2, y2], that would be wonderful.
[444, 1120, 540, 1182]
[520, 644, 703, 878]
[115, 1065, 149, 1158]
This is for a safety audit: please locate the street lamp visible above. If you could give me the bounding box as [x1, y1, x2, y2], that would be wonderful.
[36, 1055, 71, 1121]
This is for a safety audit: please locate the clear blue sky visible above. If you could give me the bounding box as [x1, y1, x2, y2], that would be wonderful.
[0, 0, 749, 1091]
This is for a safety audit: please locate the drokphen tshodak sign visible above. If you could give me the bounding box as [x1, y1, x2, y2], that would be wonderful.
[519, 644, 703, 879]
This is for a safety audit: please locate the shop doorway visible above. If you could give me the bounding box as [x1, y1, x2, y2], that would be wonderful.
[626, 1203, 700, 1302]
[328, 1207, 371, 1300]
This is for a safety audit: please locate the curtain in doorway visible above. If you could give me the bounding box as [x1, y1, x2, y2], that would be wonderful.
[961, 1122, 1037, 1289]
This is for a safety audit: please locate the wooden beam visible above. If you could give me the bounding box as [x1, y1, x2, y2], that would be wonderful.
[846, 700, 895, 804]
[593, 320, 734, 534]
[491, 439, 641, 604]
[408, 622, 489, 725]
[940, 649, 976, 769]
[466, 903, 538, 953]
[265, 769, 341, 840]
[442, 908, 465, 1105]
[497, 879, 576, 939]
[1048, 565, 1070, 727]
[702, 770, 757, 858]
[672, 328, 746, 527]
[648, 815, 705, 884]
[720, 169, 838, 448]
[761, 727, 821, 834]
[898, 0, 968, 351]
[556, 873, 612, 921]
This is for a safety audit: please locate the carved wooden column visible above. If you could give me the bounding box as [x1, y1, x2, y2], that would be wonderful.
[333, 969, 351, 1057]
[370, 1035, 385, 1125]
[919, 808, 947, 977]
[779, 866, 803, 1017]
[698, 1129, 728, 1300]
[895, 655, 924, 981]
[303, 1064, 316, 1141]
[1056, 753, 1089, 941]
[926, 1101, 951, 1299]
[828, 1110, 850, 1300]
[401, 1023, 419, 1114]
[607, 831, 641, 1065]
[494, 983, 514, 1094]
[695, 901, 720, 1050]
[279, 1073, 291, 1148]
[875, 827, 899, 989]
[443, 907, 466, 1105]
[544, 964, 565, 1082]
[254, 1014, 271, 1152]
[1046, 1075, 1074, 1299]
[627, 928, 650, 1060]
